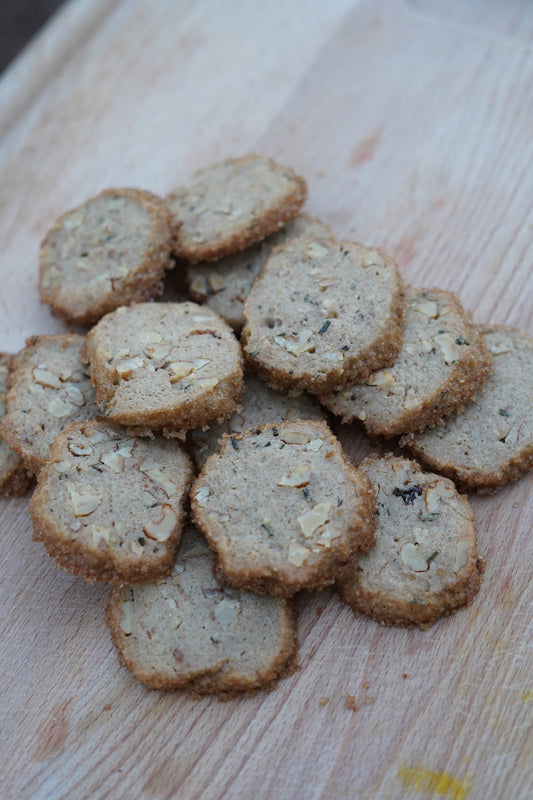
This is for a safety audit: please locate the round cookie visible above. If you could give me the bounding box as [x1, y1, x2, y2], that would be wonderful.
[166, 155, 307, 263]
[84, 302, 243, 434]
[241, 238, 405, 394]
[0, 335, 98, 475]
[191, 419, 376, 596]
[338, 454, 483, 628]
[187, 214, 333, 331]
[320, 287, 493, 437]
[106, 525, 299, 694]
[30, 419, 193, 583]
[400, 326, 533, 493]
[0, 354, 31, 496]
[188, 371, 327, 470]
[39, 188, 174, 325]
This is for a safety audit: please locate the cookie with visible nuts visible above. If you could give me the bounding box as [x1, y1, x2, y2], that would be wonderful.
[166, 155, 307, 263]
[241, 238, 405, 394]
[191, 419, 376, 596]
[30, 419, 193, 583]
[84, 302, 243, 435]
[0, 335, 98, 476]
[400, 326, 533, 493]
[188, 371, 327, 470]
[186, 214, 333, 332]
[106, 525, 299, 694]
[320, 287, 492, 437]
[39, 188, 174, 325]
[0, 354, 31, 496]
[338, 454, 483, 627]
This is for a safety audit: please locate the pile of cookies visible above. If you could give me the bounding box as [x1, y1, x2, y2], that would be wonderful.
[1, 155, 532, 696]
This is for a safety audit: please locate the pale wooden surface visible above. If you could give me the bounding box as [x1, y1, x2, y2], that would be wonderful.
[1, 1, 532, 798]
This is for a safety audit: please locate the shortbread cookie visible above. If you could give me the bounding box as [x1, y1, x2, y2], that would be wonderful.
[242, 239, 405, 394]
[166, 155, 307, 263]
[191, 419, 376, 596]
[106, 525, 298, 694]
[84, 302, 243, 434]
[188, 371, 327, 470]
[321, 288, 492, 437]
[338, 454, 483, 627]
[0, 335, 98, 475]
[400, 327, 533, 493]
[39, 188, 174, 325]
[30, 420, 193, 583]
[187, 214, 333, 331]
[0, 355, 31, 496]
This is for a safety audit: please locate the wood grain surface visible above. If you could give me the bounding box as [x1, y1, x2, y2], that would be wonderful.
[1, 1, 532, 798]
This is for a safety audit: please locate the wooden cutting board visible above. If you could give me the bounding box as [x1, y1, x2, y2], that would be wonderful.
[1, 1, 532, 798]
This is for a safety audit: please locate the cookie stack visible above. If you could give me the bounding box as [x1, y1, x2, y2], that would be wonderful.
[1, 154, 531, 697]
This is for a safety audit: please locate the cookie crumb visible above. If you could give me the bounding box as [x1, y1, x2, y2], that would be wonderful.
[344, 694, 358, 712]
[319, 696, 329, 706]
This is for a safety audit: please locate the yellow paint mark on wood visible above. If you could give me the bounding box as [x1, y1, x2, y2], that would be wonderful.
[522, 690, 533, 702]
[397, 766, 470, 799]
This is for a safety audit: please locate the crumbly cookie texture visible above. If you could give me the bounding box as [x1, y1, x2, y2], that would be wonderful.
[106, 525, 299, 694]
[186, 214, 333, 331]
[400, 326, 533, 493]
[84, 302, 244, 435]
[188, 371, 327, 470]
[0, 335, 98, 476]
[241, 238, 405, 395]
[191, 419, 376, 596]
[166, 155, 307, 263]
[338, 454, 483, 628]
[0, 354, 31, 496]
[30, 419, 193, 583]
[320, 287, 493, 437]
[39, 188, 175, 325]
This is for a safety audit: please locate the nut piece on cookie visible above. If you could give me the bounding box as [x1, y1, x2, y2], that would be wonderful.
[191, 419, 376, 596]
[166, 155, 307, 263]
[400, 326, 533, 493]
[0, 335, 98, 476]
[320, 287, 493, 437]
[0, 354, 32, 496]
[39, 188, 175, 325]
[241, 239, 405, 395]
[188, 371, 327, 470]
[29, 419, 193, 583]
[187, 214, 333, 332]
[106, 525, 299, 694]
[338, 454, 483, 628]
[84, 302, 244, 435]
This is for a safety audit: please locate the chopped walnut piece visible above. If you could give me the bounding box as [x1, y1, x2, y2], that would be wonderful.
[277, 464, 312, 488]
[143, 505, 178, 541]
[400, 543, 428, 572]
[67, 484, 101, 516]
[298, 502, 331, 537]
[287, 541, 311, 566]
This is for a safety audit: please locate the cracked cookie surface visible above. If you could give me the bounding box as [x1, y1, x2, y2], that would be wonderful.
[30, 419, 193, 583]
[0, 335, 98, 475]
[166, 155, 307, 263]
[0, 354, 31, 495]
[321, 287, 492, 437]
[338, 454, 483, 627]
[191, 419, 376, 596]
[106, 525, 299, 694]
[186, 214, 332, 331]
[242, 238, 405, 394]
[400, 327, 533, 493]
[39, 188, 174, 325]
[84, 302, 243, 435]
